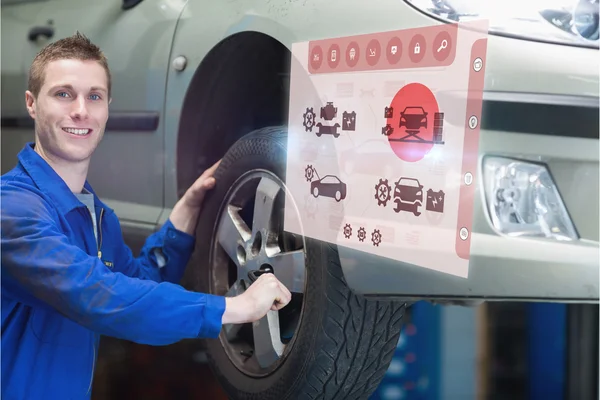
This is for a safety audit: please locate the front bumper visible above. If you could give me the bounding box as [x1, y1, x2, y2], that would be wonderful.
[339, 231, 598, 302]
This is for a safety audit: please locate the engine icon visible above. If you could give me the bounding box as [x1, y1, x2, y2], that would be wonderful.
[320, 102, 338, 120]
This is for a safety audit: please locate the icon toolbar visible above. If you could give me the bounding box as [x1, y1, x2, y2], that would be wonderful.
[307, 26, 457, 73]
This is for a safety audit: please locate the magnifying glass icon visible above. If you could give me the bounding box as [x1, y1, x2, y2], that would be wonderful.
[437, 39, 448, 52]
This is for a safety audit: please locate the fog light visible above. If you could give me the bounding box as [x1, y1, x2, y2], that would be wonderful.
[482, 156, 578, 241]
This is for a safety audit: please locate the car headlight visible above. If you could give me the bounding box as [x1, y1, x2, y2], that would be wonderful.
[482, 156, 578, 241]
[405, 0, 599, 48]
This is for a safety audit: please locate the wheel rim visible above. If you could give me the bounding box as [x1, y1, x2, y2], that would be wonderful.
[210, 169, 307, 377]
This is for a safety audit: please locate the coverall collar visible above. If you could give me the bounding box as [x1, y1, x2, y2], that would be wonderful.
[17, 142, 113, 216]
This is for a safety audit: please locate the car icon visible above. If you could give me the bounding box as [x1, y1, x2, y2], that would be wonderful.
[311, 175, 347, 202]
[393, 177, 424, 216]
[399, 106, 428, 131]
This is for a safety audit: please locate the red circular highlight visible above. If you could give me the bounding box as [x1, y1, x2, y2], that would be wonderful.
[386, 36, 403, 65]
[433, 30, 452, 62]
[310, 46, 323, 70]
[386, 83, 439, 163]
[328, 44, 341, 69]
[365, 38, 381, 66]
[346, 41, 360, 68]
[408, 34, 426, 63]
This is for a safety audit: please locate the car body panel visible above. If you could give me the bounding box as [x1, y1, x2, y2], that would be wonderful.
[1, 1, 47, 172]
[1, 0, 598, 302]
[163, 0, 598, 302]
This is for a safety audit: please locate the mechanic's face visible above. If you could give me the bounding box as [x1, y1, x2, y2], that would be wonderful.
[25, 58, 110, 166]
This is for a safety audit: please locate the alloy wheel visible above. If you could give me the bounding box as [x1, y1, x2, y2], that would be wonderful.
[210, 169, 307, 376]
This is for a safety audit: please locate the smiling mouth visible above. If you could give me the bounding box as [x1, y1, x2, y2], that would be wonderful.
[62, 127, 91, 136]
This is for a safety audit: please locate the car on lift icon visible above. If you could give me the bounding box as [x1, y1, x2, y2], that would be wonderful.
[399, 106, 428, 131]
[393, 177, 424, 216]
[310, 175, 347, 202]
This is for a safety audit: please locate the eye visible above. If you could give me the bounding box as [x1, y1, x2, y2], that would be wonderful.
[89, 94, 101, 101]
[56, 91, 69, 98]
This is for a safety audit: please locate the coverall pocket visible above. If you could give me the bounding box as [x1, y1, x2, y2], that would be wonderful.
[30, 308, 88, 347]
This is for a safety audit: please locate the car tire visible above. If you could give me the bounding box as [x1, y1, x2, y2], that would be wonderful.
[188, 126, 406, 400]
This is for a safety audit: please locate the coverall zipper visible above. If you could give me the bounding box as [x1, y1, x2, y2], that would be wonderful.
[97, 208, 104, 258]
[86, 207, 104, 395]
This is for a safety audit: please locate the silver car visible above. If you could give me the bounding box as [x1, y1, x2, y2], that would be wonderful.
[2, 0, 598, 399]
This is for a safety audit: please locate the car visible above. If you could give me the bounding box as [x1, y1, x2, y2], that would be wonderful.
[393, 177, 424, 216]
[1, 0, 598, 399]
[399, 106, 428, 131]
[310, 174, 347, 202]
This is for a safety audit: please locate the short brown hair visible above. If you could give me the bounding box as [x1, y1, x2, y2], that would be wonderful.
[28, 31, 111, 98]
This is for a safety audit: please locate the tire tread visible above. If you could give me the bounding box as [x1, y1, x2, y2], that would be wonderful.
[300, 244, 406, 400]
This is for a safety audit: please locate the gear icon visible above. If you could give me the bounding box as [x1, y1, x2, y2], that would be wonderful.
[358, 227, 367, 242]
[303, 107, 316, 132]
[305, 165, 315, 182]
[375, 178, 392, 207]
[371, 229, 382, 246]
[343, 223, 352, 239]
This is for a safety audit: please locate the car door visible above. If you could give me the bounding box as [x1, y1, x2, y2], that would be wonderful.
[1, 0, 185, 236]
[0, 0, 49, 173]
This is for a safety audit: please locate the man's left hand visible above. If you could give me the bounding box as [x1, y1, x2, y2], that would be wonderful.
[170, 159, 221, 235]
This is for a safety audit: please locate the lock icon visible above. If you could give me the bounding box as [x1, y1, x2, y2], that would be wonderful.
[414, 43, 421, 54]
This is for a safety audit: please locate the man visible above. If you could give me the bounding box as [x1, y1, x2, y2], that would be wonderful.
[1, 32, 292, 399]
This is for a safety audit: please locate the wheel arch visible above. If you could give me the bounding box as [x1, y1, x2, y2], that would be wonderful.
[175, 31, 292, 197]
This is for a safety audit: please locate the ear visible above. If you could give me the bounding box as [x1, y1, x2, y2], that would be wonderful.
[25, 90, 36, 119]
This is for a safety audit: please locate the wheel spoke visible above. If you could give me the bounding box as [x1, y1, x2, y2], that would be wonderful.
[252, 311, 285, 368]
[218, 205, 251, 267]
[223, 281, 246, 341]
[269, 249, 306, 294]
[252, 177, 281, 235]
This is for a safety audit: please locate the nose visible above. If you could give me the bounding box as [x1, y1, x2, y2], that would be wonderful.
[70, 96, 89, 120]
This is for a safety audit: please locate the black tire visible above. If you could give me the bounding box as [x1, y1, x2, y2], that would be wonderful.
[189, 126, 406, 400]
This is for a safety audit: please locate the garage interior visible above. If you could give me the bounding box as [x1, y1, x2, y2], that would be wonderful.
[90, 301, 599, 400]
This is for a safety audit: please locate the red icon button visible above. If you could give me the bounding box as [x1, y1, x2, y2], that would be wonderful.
[310, 45, 323, 70]
[386, 36, 402, 65]
[366, 38, 381, 66]
[408, 34, 426, 64]
[433, 31, 452, 62]
[328, 44, 341, 69]
[346, 41, 360, 68]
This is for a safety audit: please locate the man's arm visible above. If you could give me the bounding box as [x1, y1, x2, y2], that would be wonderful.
[112, 161, 219, 284]
[113, 217, 196, 284]
[1, 183, 224, 345]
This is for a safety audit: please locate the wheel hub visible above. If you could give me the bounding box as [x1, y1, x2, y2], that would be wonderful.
[210, 170, 307, 376]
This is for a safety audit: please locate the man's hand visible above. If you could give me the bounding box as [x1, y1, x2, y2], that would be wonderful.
[169, 160, 221, 235]
[222, 274, 292, 325]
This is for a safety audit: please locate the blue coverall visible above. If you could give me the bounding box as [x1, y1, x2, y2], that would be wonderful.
[1, 143, 226, 399]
